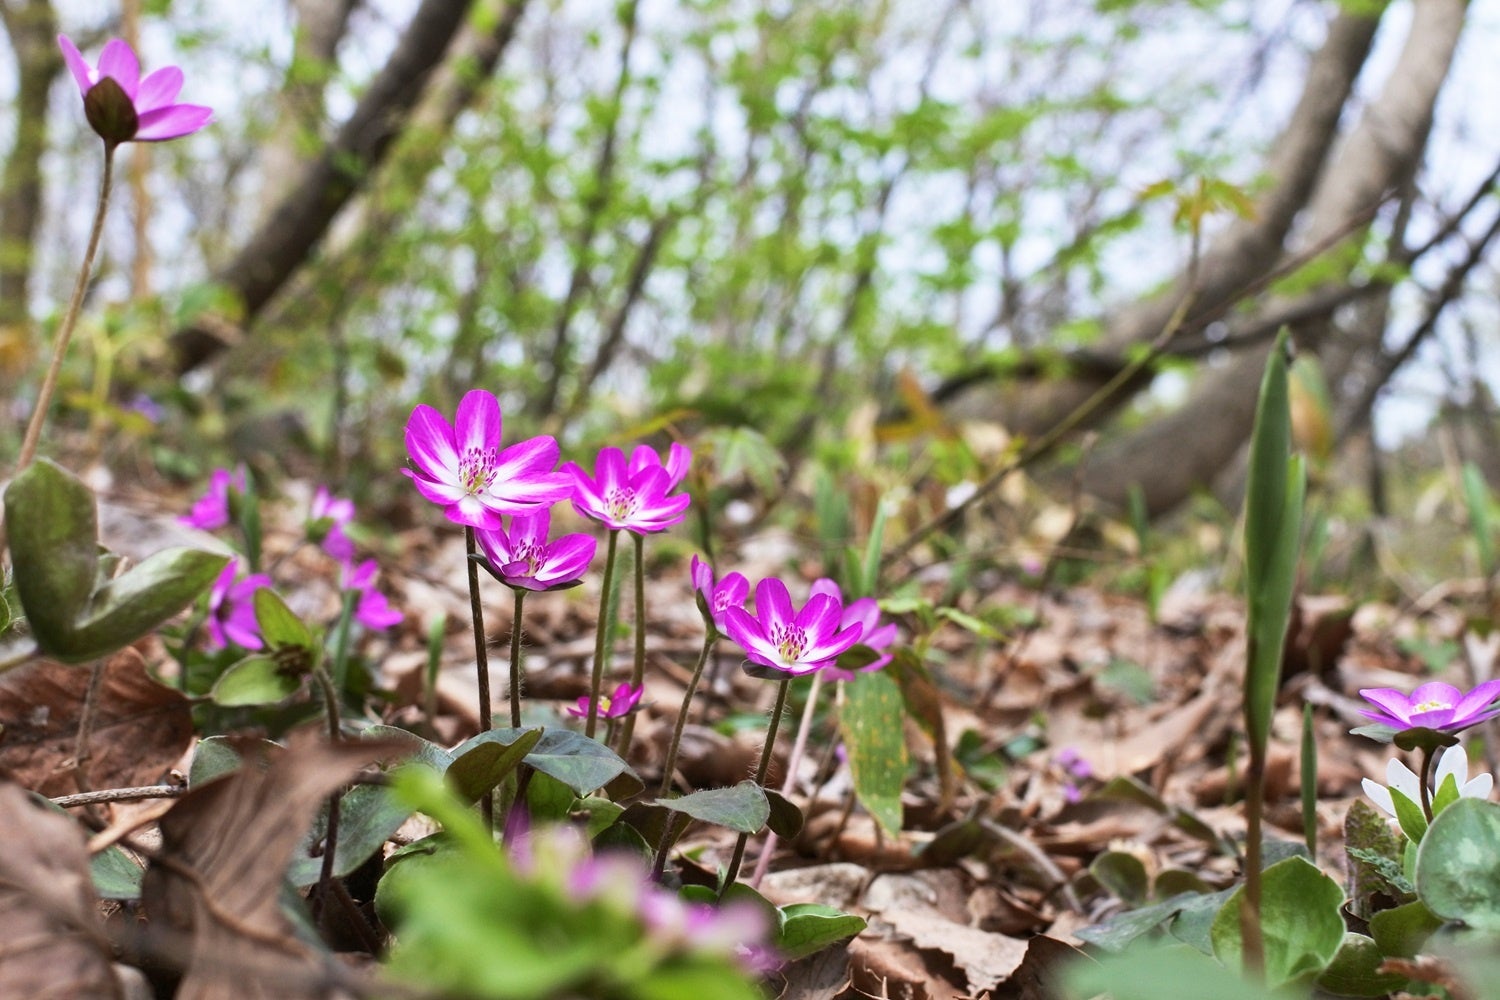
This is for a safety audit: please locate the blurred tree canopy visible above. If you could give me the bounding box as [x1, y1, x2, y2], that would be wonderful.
[2, 0, 1496, 518]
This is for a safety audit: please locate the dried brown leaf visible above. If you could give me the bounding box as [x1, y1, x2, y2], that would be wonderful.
[0, 646, 192, 796]
[141, 734, 398, 1000]
[0, 782, 118, 998]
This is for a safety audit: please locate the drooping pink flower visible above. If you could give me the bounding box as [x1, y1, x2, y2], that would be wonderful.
[1358, 681, 1500, 734]
[58, 35, 211, 145]
[810, 578, 898, 681]
[403, 390, 572, 530]
[566, 681, 643, 719]
[476, 509, 596, 591]
[205, 560, 272, 651]
[691, 555, 749, 635]
[342, 559, 403, 631]
[565, 446, 691, 534]
[725, 577, 863, 677]
[180, 466, 246, 532]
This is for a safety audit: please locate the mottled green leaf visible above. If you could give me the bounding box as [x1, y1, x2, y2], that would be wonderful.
[1416, 797, 1500, 931]
[837, 668, 906, 837]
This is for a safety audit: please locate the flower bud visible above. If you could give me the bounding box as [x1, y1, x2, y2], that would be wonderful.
[83, 77, 139, 145]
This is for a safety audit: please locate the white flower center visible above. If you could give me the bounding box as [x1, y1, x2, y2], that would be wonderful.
[458, 446, 498, 495]
[772, 623, 807, 663]
[605, 487, 639, 521]
[1414, 698, 1451, 714]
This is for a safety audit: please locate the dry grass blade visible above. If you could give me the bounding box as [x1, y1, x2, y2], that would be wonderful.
[141, 734, 403, 1000]
[0, 782, 119, 999]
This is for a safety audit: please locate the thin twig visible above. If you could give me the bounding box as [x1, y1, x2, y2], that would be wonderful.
[52, 784, 188, 809]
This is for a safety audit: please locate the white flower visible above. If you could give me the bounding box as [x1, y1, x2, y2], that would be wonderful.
[1362, 745, 1493, 818]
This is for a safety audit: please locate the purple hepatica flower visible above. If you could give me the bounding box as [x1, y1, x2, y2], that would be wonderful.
[343, 559, 403, 631]
[566, 681, 643, 720]
[809, 578, 899, 681]
[628, 442, 692, 491]
[691, 555, 749, 635]
[566, 446, 691, 534]
[180, 466, 246, 532]
[1358, 680, 1500, 734]
[476, 508, 596, 592]
[58, 35, 211, 146]
[725, 577, 863, 677]
[404, 389, 572, 531]
[206, 561, 272, 651]
[309, 485, 357, 563]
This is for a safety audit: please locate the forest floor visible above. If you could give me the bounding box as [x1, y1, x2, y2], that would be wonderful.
[0, 470, 1467, 999]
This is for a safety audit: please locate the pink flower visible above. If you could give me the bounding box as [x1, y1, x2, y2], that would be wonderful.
[691, 555, 749, 634]
[566, 681, 643, 719]
[810, 578, 898, 681]
[565, 446, 691, 534]
[342, 559, 403, 631]
[58, 35, 211, 145]
[629, 442, 692, 491]
[308, 485, 356, 563]
[1358, 681, 1500, 734]
[403, 390, 572, 530]
[725, 577, 863, 677]
[206, 561, 272, 651]
[476, 509, 596, 591]
[180, 466, 246, 532]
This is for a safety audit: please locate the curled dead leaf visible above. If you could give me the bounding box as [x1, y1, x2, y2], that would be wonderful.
[0, 646, 192, 796]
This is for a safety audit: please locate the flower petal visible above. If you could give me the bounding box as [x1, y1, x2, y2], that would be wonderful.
[1362, 778, 1395, 818]
[1452, 679, 1500, 723]
[96, 38, 140, 97]
[134, 103, 212, 140]
[135, 66, 183, 113]
[1358, 688, 1417, 724]
[404, 404, 459, 481]
[454, 389, 502, 456]
[57, 35, 93, 96]
[1386, 757, 1420, 806]
[810, 578, 842, 603]
[755, 578, 795, 631]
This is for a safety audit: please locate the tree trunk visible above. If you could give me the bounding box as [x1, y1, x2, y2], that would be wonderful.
[1078, 0, 1467, 515]
[167, 0, 480, 374]
[939, 2, 1386, 439]
[0, 0, 61, 333]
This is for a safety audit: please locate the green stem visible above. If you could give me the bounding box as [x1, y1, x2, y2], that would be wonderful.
[18, 143, 115, 470]
[658, 632, 716, 797]
[509, 588, 527, 728]
[329, 588, 356, 696]
[1241, 737, 1266, 981]
[310, 664, 343, 924]
[613, 531, 647, 756]
[586, 530, 621, 739]
[464, 526, 494, 830]
[720, 677, 791, 895]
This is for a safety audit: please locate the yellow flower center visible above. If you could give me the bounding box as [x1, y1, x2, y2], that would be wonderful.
[597, 695, 613, 714]
[1413, 698, 1451, 714]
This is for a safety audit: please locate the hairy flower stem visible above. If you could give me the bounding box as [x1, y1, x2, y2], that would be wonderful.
[18, 144, 115, 471]
[509, 589, 526, 727]
[614, 532, 648, 756]
[311, 664, 343, 924]
[464, 526, 495, 829]
[658, 632, 717, 797]
[720, 677, 791, 896]
[750, 672, 825, 889]
[1420, 745, 1437, 821]
[586, 530, 621, 739]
